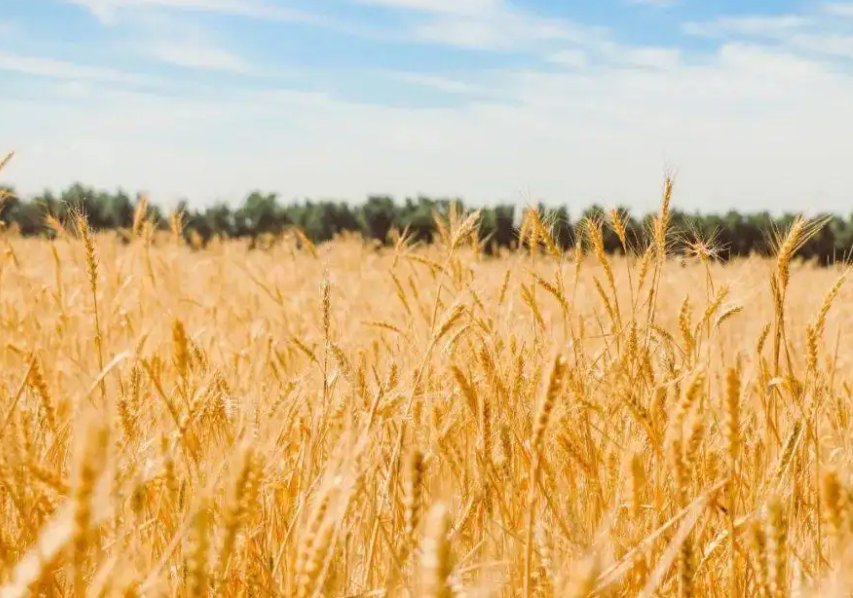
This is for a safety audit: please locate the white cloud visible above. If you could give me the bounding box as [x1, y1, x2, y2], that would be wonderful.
[390, 72, 477, 94]
[147, 40, 252, 73]
[68, 0, 607, 60]
[5, 42, 853, 216]
[789, 33, 853, 57]
[395, 0, 676, 73]
[548, 50, 587, 69]
[7, 0, 853, 216]
[600, 44, 680, 69]
[414, 18, 506, 48]
[129, 15, 261, 74]
[64, 0, 321, 25]
[823, 3, 853, 18]
[412, 10, 603, 51]
[550, 44, 679, 70]
[625, 48, 680, 69]
[682, 13, 853, 63]
[353, 0, 500, 15]
[61, 81, 94, 98]
[683, 15, 810, 38]
[0, 52, 155, 85]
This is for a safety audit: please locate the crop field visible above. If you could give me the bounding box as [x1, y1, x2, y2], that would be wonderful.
[3, 183, 853, 598]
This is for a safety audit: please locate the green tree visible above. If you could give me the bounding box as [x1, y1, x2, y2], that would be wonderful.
[360, 196, 397, 244]
[238, 192, 283, 237]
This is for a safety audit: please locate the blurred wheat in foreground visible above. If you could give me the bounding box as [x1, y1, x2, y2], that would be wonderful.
[3, 179, 853, 598]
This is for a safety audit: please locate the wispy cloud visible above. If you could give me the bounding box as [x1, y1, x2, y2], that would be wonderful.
[616, 47, 680, 69]
[65, 0, 322, 25]
[683, 15, 810, 38]
[11, 0, 853, 214]
[549, 44, 679, 70]
[147, 40, 252, 73]
[129, 15, 262, 74]
[715, 43, 826, 79]
[412, 10, 603, 51]
[547, 49, 587, 69]
[7, 38, 852, 215]
[353, 0, 500, 15]
[388, 0, 680, 75]
[413, 18, 507, 48]
[789, 33, 853, 58]
[682, 10, 853, 65]
[0, 52, 155, 85]
[823, 3, 853, 18]
[390, 72, 477, 94]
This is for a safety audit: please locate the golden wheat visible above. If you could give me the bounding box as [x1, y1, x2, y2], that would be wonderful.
[1, 179, 853, 598]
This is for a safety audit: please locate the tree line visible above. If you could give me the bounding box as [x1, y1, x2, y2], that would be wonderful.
[1, 182, 851, 264]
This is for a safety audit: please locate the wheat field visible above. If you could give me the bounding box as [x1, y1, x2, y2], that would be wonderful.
[3, 179, 853, 598]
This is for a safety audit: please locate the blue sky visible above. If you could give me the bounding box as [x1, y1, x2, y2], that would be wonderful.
[3, 0, 853, 213]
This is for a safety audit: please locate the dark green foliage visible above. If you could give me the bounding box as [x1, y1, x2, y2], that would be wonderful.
[478, 204, 516, 254]
[2, 182, 853, 266]
[360, 196, 398, 244]
[399, 197, 440, 244]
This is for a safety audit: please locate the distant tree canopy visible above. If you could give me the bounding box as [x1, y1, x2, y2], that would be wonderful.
[1, 182, 851, 265]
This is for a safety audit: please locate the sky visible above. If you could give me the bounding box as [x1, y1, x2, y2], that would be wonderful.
[2, 0, 853, 213]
